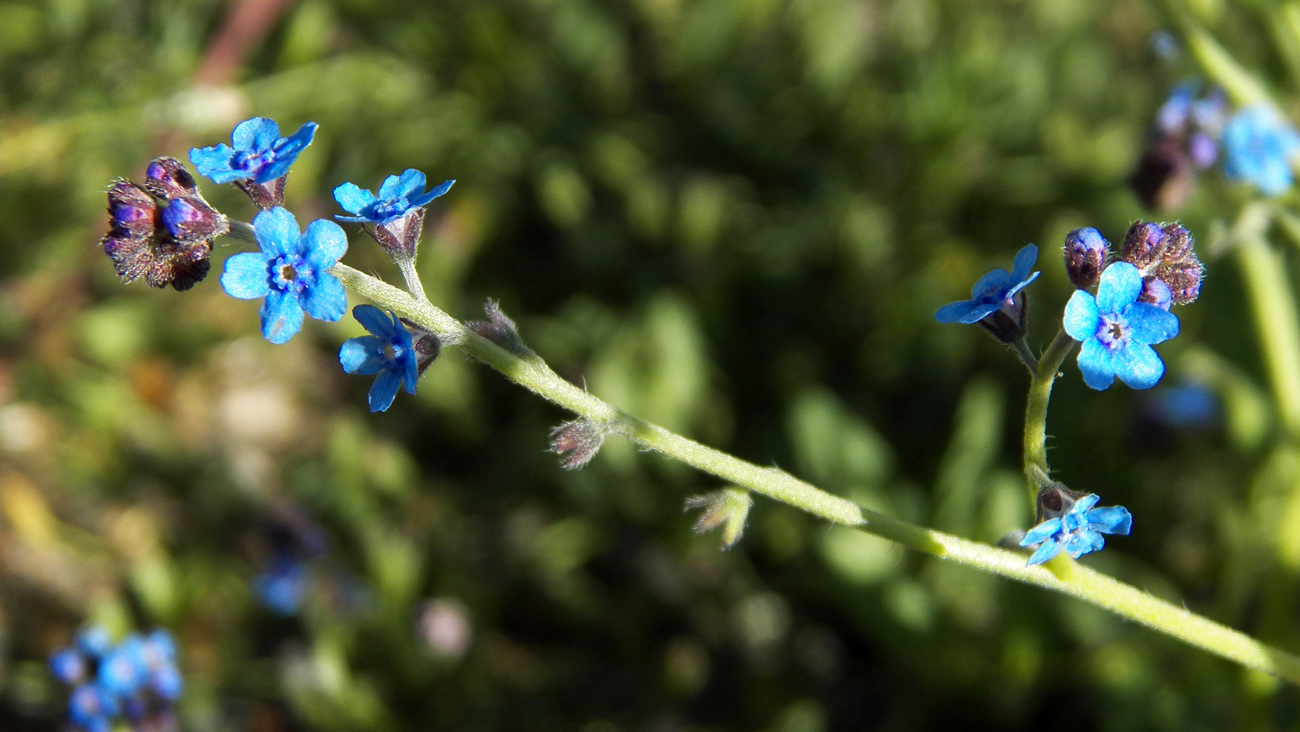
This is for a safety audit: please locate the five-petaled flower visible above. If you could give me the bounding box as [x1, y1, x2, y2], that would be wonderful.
[339, 305, 432, 412]
[190, 117, 318, 186]
[1064, 261, 1179, 390]
[334, 170, 454, 259]
[1020, 493, 1133, 565]
[934, 244, 1040, 325]
[221, 207, 348, 344]
[1221, 104, 1300, 197]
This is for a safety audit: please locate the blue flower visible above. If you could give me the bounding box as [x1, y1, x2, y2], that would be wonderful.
[934, 244, 1040, 324]
[1222, 104, 1300, 196]
[1020, 493, 1133, 565]
[221, 207, 348, 344]
[334, 169, 454, 225]
[68, 683, 117, 732]
[190, 117, 318, 185]
[254, 553, 308, 615]
[49, 648, 86, 685]
[1064, 261, 1180, 390]
[339, 305, 421, 412]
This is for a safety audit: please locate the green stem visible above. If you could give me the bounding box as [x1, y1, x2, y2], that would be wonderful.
[1022, 327, 1077, 503]
[1236, 235, 1300, 438]
[331, 262, 1300, 685]
[396, 257, 431, 304]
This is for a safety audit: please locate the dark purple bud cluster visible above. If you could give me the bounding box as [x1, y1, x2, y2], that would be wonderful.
[548, 419, 607, 470]
[1130, 84, 1227, 212]
[100, 157, 228, 291]
[1119, 220, 1203, 307]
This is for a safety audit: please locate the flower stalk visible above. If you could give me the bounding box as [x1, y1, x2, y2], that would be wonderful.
[331, 261, 1300, 685]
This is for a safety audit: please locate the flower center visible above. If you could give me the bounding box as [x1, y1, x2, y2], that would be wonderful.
[372, 197, 410, 223]
[233, 148, 276, 173]
[1096, 314, 1129, 349]
[271, 254, 308, 293]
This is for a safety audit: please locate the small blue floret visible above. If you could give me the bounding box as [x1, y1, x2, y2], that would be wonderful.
[1222, 104, 1300, 197]
[339, 304, 420, 412]
[1020, 493, 1133, 565]
[1064, 261, 1180, 390]
[220, 207, 348, 344]
[935, 244, 1040, 324]
[334, 169, 454, 225]
[190, 117, 318, 185]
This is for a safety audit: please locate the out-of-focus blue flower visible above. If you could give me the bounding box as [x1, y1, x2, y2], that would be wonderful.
[221, 207, 348, 344]
[255, 553, 309, 615]
[339, 305, 421, 412]
[190, 117, 318, 185]
[1020, 493, 1133, 565]
[97, 635, 147, 696]
[1150, 382, 1220, 428]
[68, 683, 117, 732]
[76, 627, 113, 658]
[1222, 104, 1300, 196]
[934, 244, 1040, 324]
[334, 170, 454, 225]
[1064, 261, 1180, 390]
[49, 648, 86, 685]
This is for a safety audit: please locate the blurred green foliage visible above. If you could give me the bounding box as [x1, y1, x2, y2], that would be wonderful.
[2, 0, 1300, 729]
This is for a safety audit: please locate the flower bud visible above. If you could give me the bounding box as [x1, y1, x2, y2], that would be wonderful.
[160, 197, 228, 246]
[466, 299, 530, 356]
[235, 176, 287, 209]
[549, 419, 607, 470]
[1138, 276, 1172, 310]
[107, 181, 157, 239]
[1062, 227, 1109, 289]
[1120, 221, 1166, 269]
[144, 157, 198, 200]
[685, 488, 752, 549]
[1158, 260, 1204, 305]
[1128, 135, 1194, 212]
[1035, 482, 1085, 524]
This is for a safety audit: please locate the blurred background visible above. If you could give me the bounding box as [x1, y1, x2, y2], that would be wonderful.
[1, 0, 1297, 729]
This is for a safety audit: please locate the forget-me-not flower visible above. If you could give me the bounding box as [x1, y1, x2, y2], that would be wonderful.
[190, 117, 318, 185]
[935, 243, 1040, 325]
[50, 627, 183, 732]
[339, 305, 427, 412]
[334, 169, 454, 225]
[1064, 261, 1180, 390]
[1020, 493, 1133, 565]
[1222, 104, 1300, 196]
[221, 207, 348, 344]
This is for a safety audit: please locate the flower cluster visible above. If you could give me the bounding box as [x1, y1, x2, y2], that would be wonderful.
[1020, 484, 1132, 565]
[49, 626, 182, 732]
[1130, 84, 1226, 211]
[1132, 83, 1300, 208]
[101, 157, 228, 291]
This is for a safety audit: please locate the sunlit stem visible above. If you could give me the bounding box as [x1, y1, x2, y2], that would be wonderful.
[331, 261, 1300, 686]
[1022, 327, 1077, 504]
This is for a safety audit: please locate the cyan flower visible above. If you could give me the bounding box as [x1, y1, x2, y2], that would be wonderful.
[221, 207, 348, 344]
[339, 305, 422, 412]
[334, 169, 454, 225]
[190, 117, 318, 185]
[1222, 104, 1300, 196]
[934, 244, 1040, 325]
[68, 683, 117, 732]
[1020, 493, 1133, 565]
[1064, 261, 1180, 390]
[255, 553, 308, 615]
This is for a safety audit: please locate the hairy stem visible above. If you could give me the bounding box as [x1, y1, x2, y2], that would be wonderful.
[1022, 327, 1077, 503]
[331, 262, 1300, 685]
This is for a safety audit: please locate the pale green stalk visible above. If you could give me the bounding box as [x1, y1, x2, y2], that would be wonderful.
[331, 262, 1300, 684]
[1022, 327, 1077, 503]
[1236, 236, 1300, 438]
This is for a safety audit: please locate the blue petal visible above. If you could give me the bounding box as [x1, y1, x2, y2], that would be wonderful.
[1078, 338, 1118, 390]
[368, 369, 402, 412]
[385, 169, 426, 200]
[934, 299, 978, 324]
[1063, 290, 1100, 342]
[1027, 538, 1064, 565]
[354, 304, 397, 337]
[969, 268, 1014, 301]
[340, 336, 388, 375]
[422, 178, 456, 202]
[260, 289, 305, 344]
[1021, 517, 1062, 546]
[232, 117, 281, 151]
[253, 207, 301, 258]
[1064, 529, 1105, 558]
[1127, 302, 1180, 345]
[1010, 244, 1038, 282]
[189, 144, 240, 183]
[1096, 262, 1142, 313]
[302, 272, 347, 322]
[303, 219, 348, 268]
[1005, 270, 1040, 300]
[1086, 505, 1133, 536]
[1114, 342, 1165, 389]
[221, 252, 271, 299]
[1068, 493, 1101, 515]
[334, 182, 378, 216]
[277, 121, 318, 155]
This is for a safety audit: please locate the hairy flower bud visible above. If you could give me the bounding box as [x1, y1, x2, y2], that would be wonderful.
[549, 419, 607, 470]
[1062, 227, 1109, 289]
[1139, 276, 1173, 310]
[467, 299, 530, 356]
[1120, 221, 1166, 270]
[1035, 482, 1086, 524]
[143, 157, 198, 200]
[1158, 260, 1204, 305]
[685, 488, 752, 549]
